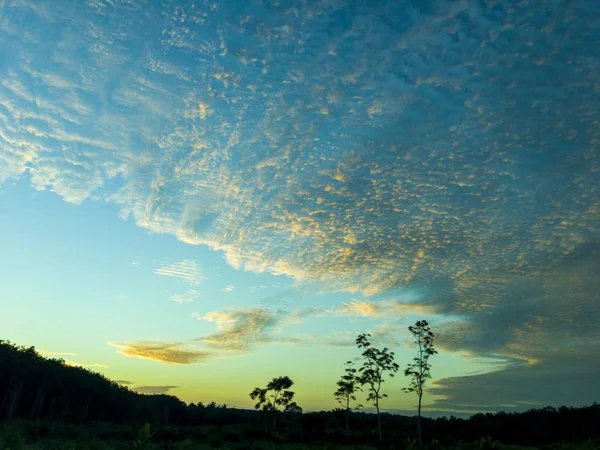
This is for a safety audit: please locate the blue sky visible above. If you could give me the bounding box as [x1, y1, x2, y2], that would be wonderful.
[0, 0, 599, 414]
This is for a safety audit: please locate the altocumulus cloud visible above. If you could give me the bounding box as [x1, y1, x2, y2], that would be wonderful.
[1, 0, 600, 409]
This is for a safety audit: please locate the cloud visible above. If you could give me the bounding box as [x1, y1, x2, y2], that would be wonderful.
[197, 307, 280, 351]
[429, 346, 600, 413]
[1, 0, 600, 411]
[172, 289, 201, 303]
[324, 332, 358, 348]
[222, 284, 235, 292]
[279, 306, 330, 325]
[133, 385, 179, 395]
[65, 361, 109, 369]
[111, 305, 319, 363]
[336, 299, 437, 318]
[155, 260, 205, 285]
[337, 300, 383, 317]
[38, 350, 76, 356]
[111, 306, 319, 363]
[115, 380, 133, 385]
[195, 306, 325, 352]
[324, 322, 404, 348]
[109, 341, 212, 364]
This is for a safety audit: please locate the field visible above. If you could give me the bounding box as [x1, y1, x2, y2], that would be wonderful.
[1, 421, 599, 450]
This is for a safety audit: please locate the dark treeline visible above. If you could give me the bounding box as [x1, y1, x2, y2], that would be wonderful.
[1, 339, 599, 447]
[0, 340, 187, 426]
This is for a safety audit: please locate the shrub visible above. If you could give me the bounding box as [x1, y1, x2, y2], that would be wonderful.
[478, 436, 503, 450]
[0, 423, 26, 450]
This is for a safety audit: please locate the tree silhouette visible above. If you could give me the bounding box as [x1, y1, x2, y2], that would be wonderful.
[249, 376, 298, 433]
[355, 333, 399, 442]
[334, 360, 362, 432]
[403, 319, 438, 444]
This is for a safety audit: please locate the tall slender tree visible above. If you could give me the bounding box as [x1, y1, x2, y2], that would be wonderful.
[356, 333, 399, 442]
[403, 320, 438, 444]
[334, 360, 362, 432]
[249, 376, 299, 433]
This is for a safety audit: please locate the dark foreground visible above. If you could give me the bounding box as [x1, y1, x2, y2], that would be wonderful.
[2, 341, 600, 449]
[1, 420, 599, 450]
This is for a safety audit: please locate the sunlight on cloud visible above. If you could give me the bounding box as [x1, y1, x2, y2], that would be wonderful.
[109, 341, 212, 364]
[133, 385, 178, 395]
[195, 306, 325, 352]
[65, 361, 109, 369]
[197, 307, 279, 351]
[38, 350, 76, 356]
[337, 299, 438, 318]
[1, 0, 600, 409]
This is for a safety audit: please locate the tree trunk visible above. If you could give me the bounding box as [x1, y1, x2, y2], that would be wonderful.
[345, 409, 349, 433]
[0, 386, 10, 419]
[82, 395, 91, 422]
[345, 397, 350, 432]
[61, 396, 71, 423]
[49, 391, 57, 420]
[163, 406, 171, 426]
[417, 391, 423, 444]
[7, 383, 23, 419]
[30, 388, 46, 420]
[376, 398, 382, 442]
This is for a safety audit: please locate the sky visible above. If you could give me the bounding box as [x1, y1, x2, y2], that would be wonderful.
[0, 0, 599, 415]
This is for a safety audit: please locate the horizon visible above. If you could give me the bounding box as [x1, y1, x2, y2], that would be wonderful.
[1, 0, 599, 417]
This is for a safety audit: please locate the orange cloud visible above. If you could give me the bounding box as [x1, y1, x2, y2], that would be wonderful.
[109, 341, 212, 364]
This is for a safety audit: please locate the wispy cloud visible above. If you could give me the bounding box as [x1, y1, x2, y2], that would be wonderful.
[279, 306, 330, 325]
[171, 289, 201, 303]
[336, 299, 438, 318]
[155, 260, 205, 285]
[133, 385, 179, 395]
[324, 322, 404, 348]
[222, 284, 235, 292]
[38, 350, 76, 356]
[194, 306, 327, 352]
[112, 305, 323, 363]
[109, 341, 212, 364]
[324, 331, 358, 348]
[197, 307, 279, 351]
[65, 361, 109, 369]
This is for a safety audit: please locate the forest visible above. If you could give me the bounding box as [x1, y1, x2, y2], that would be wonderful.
[1, 334, 599, 450]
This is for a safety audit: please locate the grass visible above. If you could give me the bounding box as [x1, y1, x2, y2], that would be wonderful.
[1, 422, 599, 450]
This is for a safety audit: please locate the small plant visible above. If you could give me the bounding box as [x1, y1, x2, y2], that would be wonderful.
[116, 423, 155, 450]
[478, 436, 503, 450]
[0, 423, 26, 450]
[429, 438, 442, 450]
[402, 437, 417, 450]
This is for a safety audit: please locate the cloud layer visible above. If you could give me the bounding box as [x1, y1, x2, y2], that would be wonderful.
[1, 0, 599, 410]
